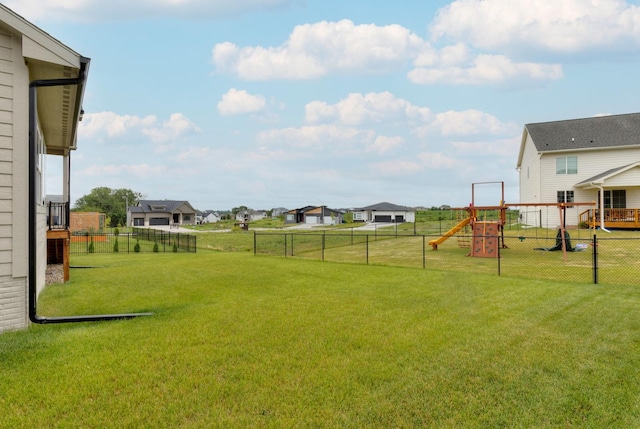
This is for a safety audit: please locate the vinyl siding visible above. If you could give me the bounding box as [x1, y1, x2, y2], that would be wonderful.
[0, 30, 26, 333]
[538, 147, 640, 227]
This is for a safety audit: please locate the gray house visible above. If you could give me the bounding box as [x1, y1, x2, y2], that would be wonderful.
[351, 202, 416, 223]
[128, 200, 197, 227]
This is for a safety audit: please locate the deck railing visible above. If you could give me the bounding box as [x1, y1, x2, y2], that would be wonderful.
[579, 208, 640, 228]
[47, 201, 70, 230]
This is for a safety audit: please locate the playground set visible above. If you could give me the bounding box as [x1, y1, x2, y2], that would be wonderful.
[428, 182, 596, 259]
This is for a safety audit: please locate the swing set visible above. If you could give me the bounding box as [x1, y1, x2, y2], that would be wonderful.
[429, 181, 596, 259]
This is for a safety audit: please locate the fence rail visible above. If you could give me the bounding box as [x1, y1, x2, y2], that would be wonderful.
[253, 230, 636, 285]
[71, 230, 196, 254]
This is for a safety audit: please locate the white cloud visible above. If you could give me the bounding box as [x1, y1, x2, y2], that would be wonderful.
[5, 0, 293, 22]
[217, 89, 267, 116]
[414, 109, 518, 137]
[212, 19, 427, 80]
[79, 111, 200, 144]
[369, 136, 404, 154]
[409, 53, 562, 85]
[431, 0, 640, 55]
[143, 113, 201, 144]
[258, 124, 375, 150]
[79, 112, 156, 138]
[305, 92, 432, 126]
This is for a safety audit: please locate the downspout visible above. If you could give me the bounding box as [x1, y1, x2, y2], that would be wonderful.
[29, 57, 152, 324]
[591, 182, 611, 233]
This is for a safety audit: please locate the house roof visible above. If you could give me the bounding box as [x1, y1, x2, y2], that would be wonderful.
[0, 4, 89, 155]
[357, 202, 414, 211]
[134, 200, 196, 213]
[575, 162, 640, 187]
[524, 112, 640, 153]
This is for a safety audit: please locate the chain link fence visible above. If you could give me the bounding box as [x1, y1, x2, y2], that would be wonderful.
[254, 230, 634, 285]
[71, 229, 197, 254]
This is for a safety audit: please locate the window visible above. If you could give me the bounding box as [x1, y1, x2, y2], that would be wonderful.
[556, 156, 577, 174]
[557, 190, 574, 207]
[599, 190, 626, 208]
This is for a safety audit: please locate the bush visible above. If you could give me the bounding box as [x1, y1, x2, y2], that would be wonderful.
[113, 238, 119, 253]
[88, 238, 94, 254]
[173, 240, 178, 253]
[114, 228, 120, 236]
[134, 240, 140, 253]
[153, 241, 159, 253]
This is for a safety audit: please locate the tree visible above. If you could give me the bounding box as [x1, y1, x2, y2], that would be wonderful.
[73, 187, 144, 227]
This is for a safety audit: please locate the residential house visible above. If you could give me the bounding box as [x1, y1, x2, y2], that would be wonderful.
[235, 209, 266, 222]
[199, 210, 220, 224]
[517, 112, 640, 228]
[271, 207, 288, 218]
[0, 5, 89, 333]
[351, 202, 416, 223]
[128, 200, 197, 227]
[285, 205, 344, 225]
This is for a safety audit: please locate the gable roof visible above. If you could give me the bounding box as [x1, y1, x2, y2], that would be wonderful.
[575, 162, 640, 187]
[357, 202, 413, 211]
[524, 112, 640, 153]
[134, 200, 196, 213]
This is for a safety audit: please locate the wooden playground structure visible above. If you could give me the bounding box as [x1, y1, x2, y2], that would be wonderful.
[429, 182, 596, 258]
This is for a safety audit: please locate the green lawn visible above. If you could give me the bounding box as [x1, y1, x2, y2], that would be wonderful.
[2, 252, 640, 427]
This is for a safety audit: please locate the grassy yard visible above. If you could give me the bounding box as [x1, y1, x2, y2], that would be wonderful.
[3, 252, 640, 427]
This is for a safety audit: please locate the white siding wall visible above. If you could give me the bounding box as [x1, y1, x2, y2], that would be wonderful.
[0, 30, 27, 333]
[538, 147, 640, 227]
[518, 132, 542, 204]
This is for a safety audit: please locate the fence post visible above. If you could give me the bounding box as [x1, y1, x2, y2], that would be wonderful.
[322, 232, 325, 262]
[291, 233, 294, 256]
[422, 235, 425, 269]
[593, 234, 598, 284]
[283, 233, 286, 257]
[366, 234, 369, 265]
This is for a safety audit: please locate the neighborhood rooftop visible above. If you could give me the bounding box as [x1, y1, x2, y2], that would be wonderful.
[525, 112, 640, 152]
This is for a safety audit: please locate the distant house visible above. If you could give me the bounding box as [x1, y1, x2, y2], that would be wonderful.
[271, 207, 288, 217]
[235, 209, 266, 222]
[351, 202, 416, 223]
[0, 4, 90, 333]
[517, 112, 640, 228]
[285, 206, 344, 225]
[199, 210, 221, 224]
[128, 200, 197, 227]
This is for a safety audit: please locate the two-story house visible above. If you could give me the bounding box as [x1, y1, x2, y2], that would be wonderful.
[517, 112, 640, 228]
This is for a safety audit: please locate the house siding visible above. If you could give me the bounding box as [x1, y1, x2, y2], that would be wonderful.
[0, 30, 27, 333]
[518, 132, 541, 204]
[527, 144, 640, 227]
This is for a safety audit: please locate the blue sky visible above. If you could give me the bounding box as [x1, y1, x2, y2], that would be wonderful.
[9, 0, 640, 210]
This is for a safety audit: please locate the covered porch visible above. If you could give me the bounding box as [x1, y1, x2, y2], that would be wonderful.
[575, 162, 640, 230]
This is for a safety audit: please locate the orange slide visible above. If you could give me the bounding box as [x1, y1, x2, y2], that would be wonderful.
[428, 217, 471, 250]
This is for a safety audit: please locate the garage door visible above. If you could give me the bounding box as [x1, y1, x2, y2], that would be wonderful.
[133, 218, 145, 226]
[396, 215, 404, 223]
[150, 217, 170, 225]
[374, 215, 392, 222]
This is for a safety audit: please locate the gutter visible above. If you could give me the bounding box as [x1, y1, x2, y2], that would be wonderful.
[29, 57, 152, 324]
[590, 182, 611, 233]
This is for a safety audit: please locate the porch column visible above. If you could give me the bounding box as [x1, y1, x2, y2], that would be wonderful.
[62, 151, 70, 203]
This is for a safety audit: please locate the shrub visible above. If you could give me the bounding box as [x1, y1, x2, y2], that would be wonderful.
[173, 240, 178, 253]
[88, 237, 94, 254]
[113, 238, 119, 253]
[114, 228, 120, 236]
[153, 241, 159, 253]
[134, 240, 140, 253]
